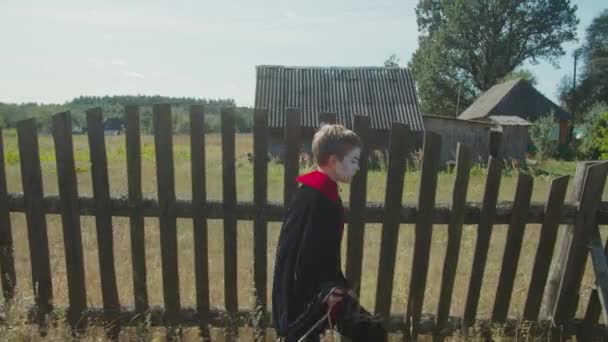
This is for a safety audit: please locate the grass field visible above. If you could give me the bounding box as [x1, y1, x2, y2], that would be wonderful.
[0, 130, 606, 341]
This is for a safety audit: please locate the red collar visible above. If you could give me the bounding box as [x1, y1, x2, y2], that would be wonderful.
[296, 170, 340, 202]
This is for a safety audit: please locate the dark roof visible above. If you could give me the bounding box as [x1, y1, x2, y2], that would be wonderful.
[254, 65, 424, 131]
[458, 78, 572, 121]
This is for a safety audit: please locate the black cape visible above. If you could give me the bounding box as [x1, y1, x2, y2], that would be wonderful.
[272, 184, 348, 338]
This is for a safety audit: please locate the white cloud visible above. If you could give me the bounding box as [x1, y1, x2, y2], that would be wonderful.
[123, 71, 144, 79]
[111, 59, 127, 66]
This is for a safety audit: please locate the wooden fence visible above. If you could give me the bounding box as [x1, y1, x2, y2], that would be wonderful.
[1, 104, 608, 341]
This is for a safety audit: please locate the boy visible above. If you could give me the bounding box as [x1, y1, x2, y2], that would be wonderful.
[272, 124, 387, 341]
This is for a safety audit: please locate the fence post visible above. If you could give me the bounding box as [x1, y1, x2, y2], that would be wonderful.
[125, 105, 149, 318]
[405, 131, 442, 340]
[152, 104, 181, 339]
[52, 112, 88, 333]
[375, 123, 411, 322]
[542, 161, 598, 319]
[463, 156, 502, 329]
[284, 107, 301, 205]
[523, 176, 569, 321]
[87, 108, 121, 339]
[221, 106, 238, 340]
[435, 143, 472, 340]
[345, 115, 370, 294]
[253, 108, 269, 341]
[17, 118, 53, 329]
[0, 128, 16, 302]
[552, 161, 608, 327]
[190, 104, 211, 340]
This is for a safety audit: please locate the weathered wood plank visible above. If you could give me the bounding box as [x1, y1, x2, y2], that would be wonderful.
[491, 173, 534, 322]
[283, 107, 301, 205]
[523, 175, 569, 321]
[375, 123, 410, 321]
[5, 193, 608, 225]
[345, 115, 370, 293]
[152, 104, 181, 335]
[221, 107, 238, 339]
[86, 108, 121, 338]
[124, 105, 149, 315]
[252, 108, 269, 341]
[463, 157, 502, 328]
[17, 118, 53, 323]
[52, 112, 87, 331]
[542, 162, 594, 319]
[0, 128, 16, 301]
[190, 104, 211, 340]
[554, 161, 608, 325]
[405, 131, 442, 340]
[589, 229, 608, 326]
[435, 143, 471, 338]
[583, 227, 607, 333]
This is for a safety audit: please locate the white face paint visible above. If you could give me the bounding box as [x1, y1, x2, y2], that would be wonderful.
[336, 147, 361, 183]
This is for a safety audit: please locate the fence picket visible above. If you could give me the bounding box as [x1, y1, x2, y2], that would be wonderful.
[283, 108, 301, 205]
[463, 156, 502, 328]
[190, 104, 211, 340]
[345, 115, 370, 293]
[405, 131, 442, 340]
[221, 107, 238, 340]
[554, 161, 608, 325]
[583, 230, 607, 334]
[125, 105, 149, 315]
[87, 108, 121, 338]
[523, 175, 569, 321]
[17, 118, 53, 326]
[375, 123, 411, 321]
[0, 129, 16, 302]
[435, 143, 471, 339]
[52, 112, 87, 332]
[491, 173, 534, 323]
[253, 108, 269, 341]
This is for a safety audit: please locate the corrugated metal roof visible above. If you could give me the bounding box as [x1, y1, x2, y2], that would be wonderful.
[458, 78, 573, 121]
[254, 65, 425, 131]
[489, 115, 531, 126]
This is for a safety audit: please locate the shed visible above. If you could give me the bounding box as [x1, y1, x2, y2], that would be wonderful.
[458, 78, 572, 143]
[423, 114, 494, 167]
[254, 65, 425, 158]
[488, 115, 531, 162]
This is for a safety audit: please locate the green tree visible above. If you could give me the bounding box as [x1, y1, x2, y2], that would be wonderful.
[499, 69, 538, 87]
[384, 54, 401, 67]
[578, 102, 608, 159]
[410, 0, 578, 116]
[559, 9, 608, 117]
[530, 114, 558, 161]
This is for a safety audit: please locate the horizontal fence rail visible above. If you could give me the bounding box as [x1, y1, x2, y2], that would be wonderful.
[1, 104, 608, 341]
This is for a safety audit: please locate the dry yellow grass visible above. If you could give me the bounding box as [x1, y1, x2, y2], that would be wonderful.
[0, 131, 605, 341]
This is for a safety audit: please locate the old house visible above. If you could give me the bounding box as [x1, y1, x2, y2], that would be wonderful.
[254, 65, 425, 159]
[458, 78, 573, 144]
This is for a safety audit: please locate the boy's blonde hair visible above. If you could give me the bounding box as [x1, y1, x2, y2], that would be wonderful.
[312, 124, 361, 166]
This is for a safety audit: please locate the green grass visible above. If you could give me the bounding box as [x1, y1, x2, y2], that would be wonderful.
[0, 130, 605, 341]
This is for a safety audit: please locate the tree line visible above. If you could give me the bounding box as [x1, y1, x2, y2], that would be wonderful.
[0, 95, 254, 134]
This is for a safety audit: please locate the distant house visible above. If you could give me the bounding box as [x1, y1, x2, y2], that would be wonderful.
[103, 117, 124, 135]
[488, 115, 532, 162]
[254, 65, 425, 158]
[458, 78, 573, 144]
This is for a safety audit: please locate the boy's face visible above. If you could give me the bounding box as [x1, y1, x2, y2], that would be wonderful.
[334, 147, 361, 183]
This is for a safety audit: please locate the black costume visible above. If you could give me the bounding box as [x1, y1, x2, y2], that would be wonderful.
[272, 171, 387, 341]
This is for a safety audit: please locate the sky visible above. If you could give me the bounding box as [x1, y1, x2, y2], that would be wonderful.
[0, 0, 605, 107]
